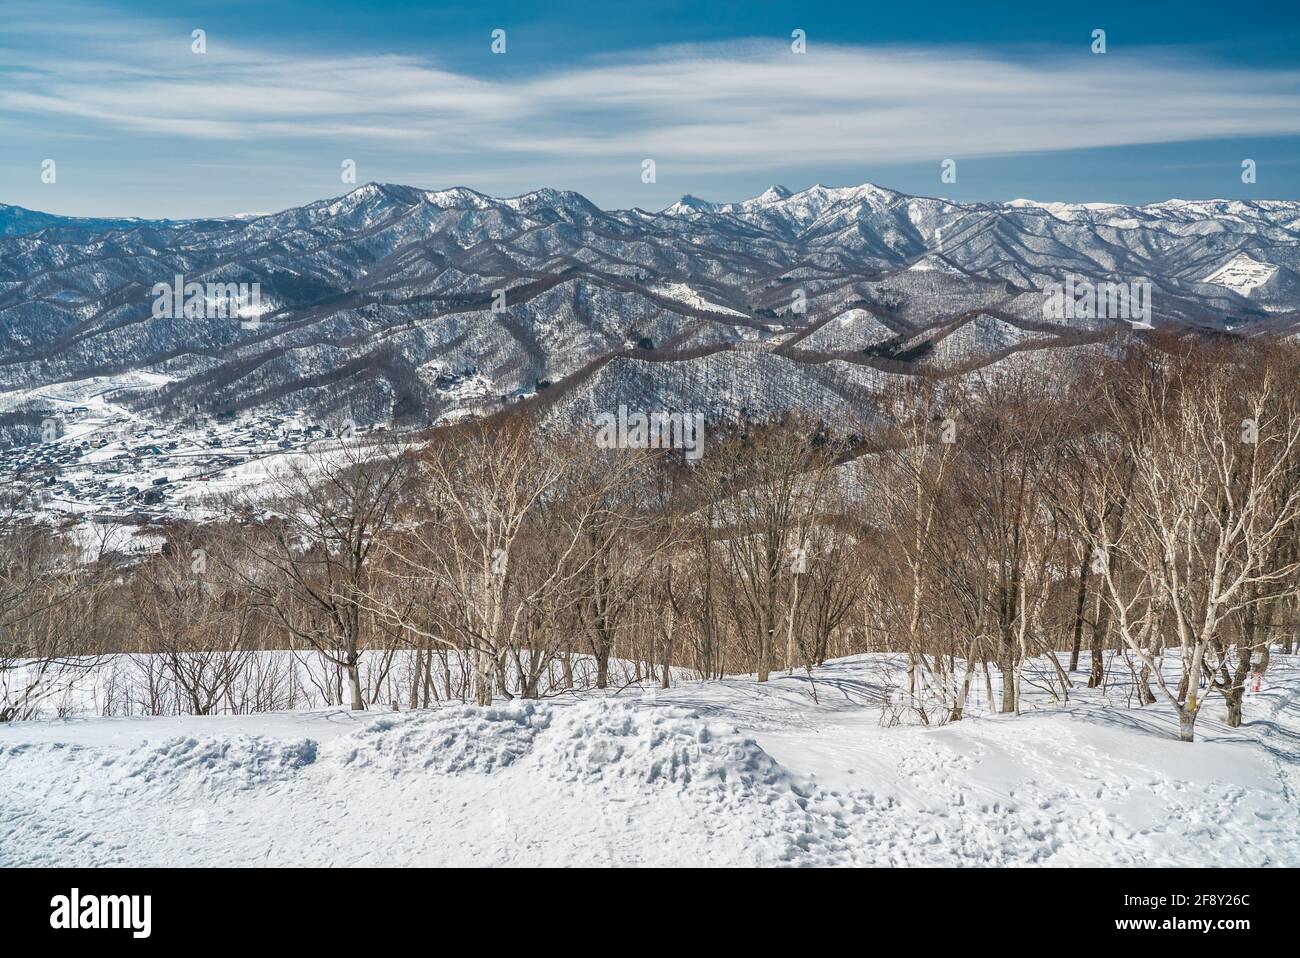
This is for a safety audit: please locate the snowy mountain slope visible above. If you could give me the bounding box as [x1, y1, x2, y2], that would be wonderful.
[538, 349, 908, 432]
[2, 651, 1296, 867]
[3, 182, 1300, 436]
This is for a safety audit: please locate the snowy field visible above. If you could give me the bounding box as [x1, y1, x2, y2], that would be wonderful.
[1, 653, 1298, 867]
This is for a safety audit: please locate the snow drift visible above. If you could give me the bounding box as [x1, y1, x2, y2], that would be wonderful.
[2, 654, 1298, 867]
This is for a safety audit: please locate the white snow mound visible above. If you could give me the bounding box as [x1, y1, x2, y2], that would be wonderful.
[540, 700, 800, 794]
[320, 698, 802, 799]
[105, 735, 318, 794]
[325, 701, 549, 775]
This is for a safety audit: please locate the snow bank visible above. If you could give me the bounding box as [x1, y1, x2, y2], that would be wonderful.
[108, 736, 319, 794]
[2, 654, 1298, 867]
[327, 702, 548, 775]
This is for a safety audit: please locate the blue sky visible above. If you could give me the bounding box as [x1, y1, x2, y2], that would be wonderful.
[3, 0, 1300, 217]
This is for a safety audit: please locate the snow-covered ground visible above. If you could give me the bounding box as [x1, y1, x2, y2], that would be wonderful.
[2, 653, 1297, 867]
[1202, 253, 1278, 295]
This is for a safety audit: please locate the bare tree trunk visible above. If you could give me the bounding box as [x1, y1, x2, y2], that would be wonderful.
[1224, 685, 1244, 727]
[784, 574, 800, 672]
[998, 647, 1016, 713]
[408, 646, 423, 710]
[661, 606, 676, 689]
[1069, 545, 1089, 672]
[1088, 592, 1107, 688]
[949, 643, 978, 722]
[473, 648, 494, 706]
[1224, 631, 1254, 729]
[1136, 661, 1157, 705]
[347, 655, 364, 711]
[594, 640, 611, 689]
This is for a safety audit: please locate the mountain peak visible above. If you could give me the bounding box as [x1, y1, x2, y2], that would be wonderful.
[504, 187, 601, 212]
[662, 194, 719, 215]
[754, 185, 793, 204]
[421, 185, 495, 209]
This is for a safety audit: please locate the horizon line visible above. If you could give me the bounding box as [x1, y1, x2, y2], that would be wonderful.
[7, 178, 1299, 225]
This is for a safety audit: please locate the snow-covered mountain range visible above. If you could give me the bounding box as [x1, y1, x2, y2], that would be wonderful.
[3, 182, 1299, 437]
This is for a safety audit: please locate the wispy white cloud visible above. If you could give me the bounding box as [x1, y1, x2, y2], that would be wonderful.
[4, 18, 1299, 173]
[4, 2, 1299, 216]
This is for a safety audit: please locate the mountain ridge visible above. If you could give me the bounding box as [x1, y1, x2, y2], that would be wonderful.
[3, 179, 1300, 442]
[7, 179, 1299, 236]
